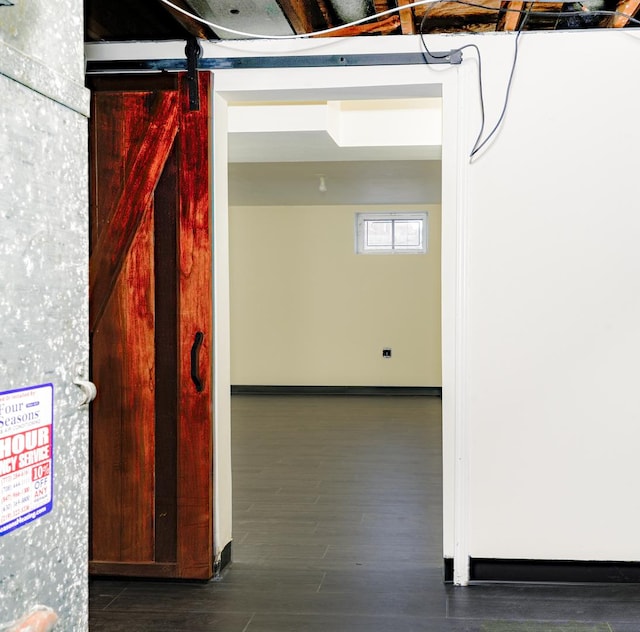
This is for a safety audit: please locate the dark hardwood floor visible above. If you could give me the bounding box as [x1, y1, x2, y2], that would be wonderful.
[90, 395, 640, 631]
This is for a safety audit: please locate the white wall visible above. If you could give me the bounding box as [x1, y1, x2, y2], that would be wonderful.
[88, 28, 640, 577]
[463, 29, 640, 562]
[212, 29, 640, 568]
[229, 204, 442, 387]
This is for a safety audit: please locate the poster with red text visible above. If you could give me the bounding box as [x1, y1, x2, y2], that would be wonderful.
[0, 383, 53, 536]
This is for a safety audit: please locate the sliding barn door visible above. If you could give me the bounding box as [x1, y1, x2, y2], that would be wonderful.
[88, 73, 214, 580]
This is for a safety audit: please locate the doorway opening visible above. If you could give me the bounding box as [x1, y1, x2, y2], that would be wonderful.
[212, 65, 459, 580]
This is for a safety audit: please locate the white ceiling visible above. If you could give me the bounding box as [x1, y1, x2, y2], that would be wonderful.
[229, 130, 441, 163]
[227, 98, 443, 207]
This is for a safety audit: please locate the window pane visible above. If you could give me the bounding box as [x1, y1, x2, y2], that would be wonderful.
[365, 220, 393, 248]
[393, 220, 422, 249]
[356, 211, 427, 254]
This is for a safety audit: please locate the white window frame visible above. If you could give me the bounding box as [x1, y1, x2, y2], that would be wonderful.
[355, 211, 428, 255]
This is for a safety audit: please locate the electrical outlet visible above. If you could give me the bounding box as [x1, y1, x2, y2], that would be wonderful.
[382, 348, 392, 359]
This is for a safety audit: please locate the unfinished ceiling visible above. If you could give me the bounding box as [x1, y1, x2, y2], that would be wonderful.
[84, 0, 639, 43]
[83, 0, 638, 208]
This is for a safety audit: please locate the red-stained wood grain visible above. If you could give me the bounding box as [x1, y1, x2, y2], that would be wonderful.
[89, 91, 178, 333]
[90, 88, 161, 565]
[89, 74, 213, 579]
[153, 143, 180, 564]
[118, 205, 156, 561]
[91, 201, 156, 563]
[176, 73, 214, 579]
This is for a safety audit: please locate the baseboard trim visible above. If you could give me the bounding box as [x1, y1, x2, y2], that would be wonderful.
[469, 558, 640, 583]
[444, 557, 454, 583]
[231, 385, 442, 397]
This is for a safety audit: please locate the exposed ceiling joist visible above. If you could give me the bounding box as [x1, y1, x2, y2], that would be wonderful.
[166, 16, 212, 40]
[158, 0, 216, 39]
[277, 0, 315, 33]
[417, 0, 502, 33]
[372, 0, 403, 34]
[84, 0, 214, 42]
[496, 0, 526, 30]
[315, 13, 401, 35]
[609, 0, 640, 26]
[278, 0, 336, 33]
[372, 0, 394, 12]
[316, 0, 340, 28]
[397, 0, 418, 34]
[84, 0, 640, 43]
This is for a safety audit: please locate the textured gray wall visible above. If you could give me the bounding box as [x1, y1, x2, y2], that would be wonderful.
[0, 1, 85, 82]
[0, 1, 90, 629]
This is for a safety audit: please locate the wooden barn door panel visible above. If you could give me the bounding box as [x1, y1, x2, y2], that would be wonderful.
[89, 74, 213, 580]
[176, 80, 214, 578]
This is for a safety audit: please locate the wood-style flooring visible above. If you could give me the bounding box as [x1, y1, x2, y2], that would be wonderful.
[90, 395, 640, 631]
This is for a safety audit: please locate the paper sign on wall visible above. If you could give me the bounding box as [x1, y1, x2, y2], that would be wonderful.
[0, 383, 54, 536]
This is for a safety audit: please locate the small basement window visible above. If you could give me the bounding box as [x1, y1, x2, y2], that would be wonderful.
[355, 212, 428, 254]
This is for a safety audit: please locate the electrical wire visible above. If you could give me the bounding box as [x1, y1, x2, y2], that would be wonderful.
[447, 0, 640, 27]
[158, 0, 440, 39]
[418, 11, 489, 157]
[158, 0, 640, 40]
[157, 0, 640, 158]
[469, 4, 531, 157]
[420, 0, 640, 158]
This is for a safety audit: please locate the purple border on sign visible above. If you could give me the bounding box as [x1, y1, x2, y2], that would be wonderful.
[0, 383, 54, 536]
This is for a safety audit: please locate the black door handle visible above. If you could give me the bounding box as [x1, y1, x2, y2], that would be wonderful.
[190, 331, 204, 393]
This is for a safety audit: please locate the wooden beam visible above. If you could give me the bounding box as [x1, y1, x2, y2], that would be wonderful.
[84, 15, 109, 41]
[417, 0, 501, 32]
[372, 0, 393, 11]
[415, 0, 501, 18]
[372, 0, 402, 34]
[277, 0, 314, 33]
[610, 0, 640, 26]
[416, 0, 501, 21]
[497, 1, 525, 30]
[317, 0, 338, 28]
[278, 0, 336, 33]
[157, 0, 214, 39]
[397, 0, 417, 34]
[313, 14, 401, 36]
